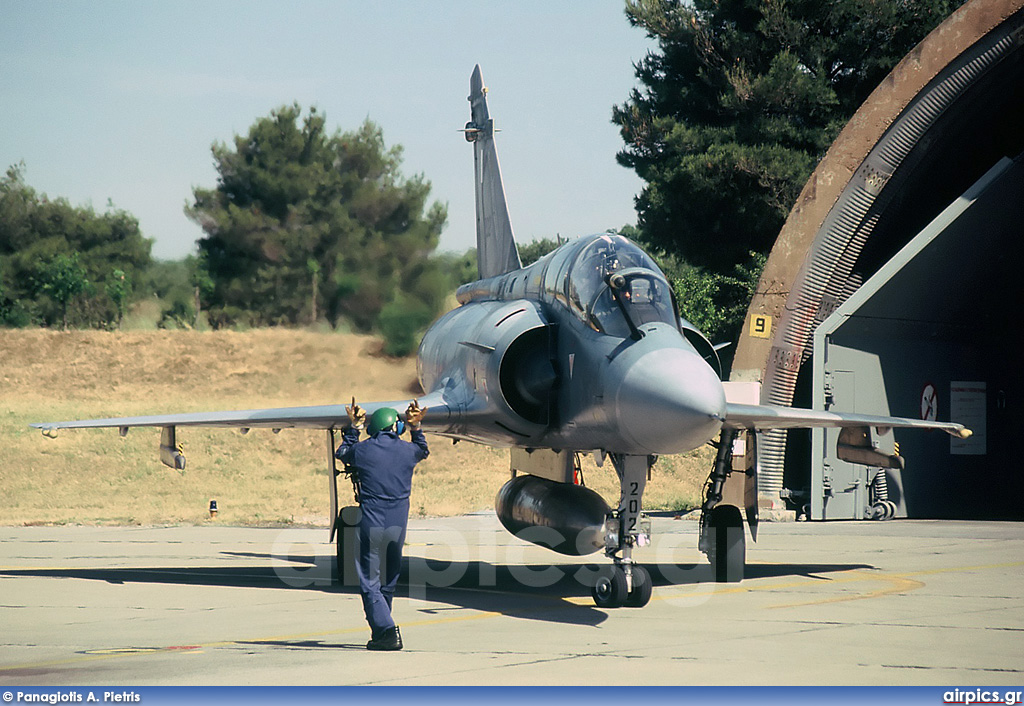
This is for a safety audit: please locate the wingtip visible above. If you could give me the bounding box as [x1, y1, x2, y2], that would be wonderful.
[957, 427, 973, 439]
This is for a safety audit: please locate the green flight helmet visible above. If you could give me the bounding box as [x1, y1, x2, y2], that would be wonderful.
[368, 407, 399, 435]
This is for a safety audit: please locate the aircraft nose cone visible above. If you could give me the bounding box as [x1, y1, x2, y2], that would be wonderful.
[614, 346, 726, 455]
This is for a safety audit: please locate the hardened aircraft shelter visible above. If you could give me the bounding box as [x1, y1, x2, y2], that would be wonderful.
[731, 0, 1024, 520]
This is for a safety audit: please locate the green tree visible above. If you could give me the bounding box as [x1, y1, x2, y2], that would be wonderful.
[105, 269, 131, 330]
[673, 251, 766, 342]
[0, 272, 29, 327]
[306, 257, 321, 324]
[0, 163, 153, 328]
[518, 238, 559, 266]
[614, 0, 957, 274]
[433, 249, 478, 287]
[36, 252, 91, 330]
[377, 293, 434, 357]
[138, 259, 191, 328]
[186, 105, 448, 335]
[188, 254, 215, 328]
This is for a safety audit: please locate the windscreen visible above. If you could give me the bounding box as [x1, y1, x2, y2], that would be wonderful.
[567, 235, 676, 336]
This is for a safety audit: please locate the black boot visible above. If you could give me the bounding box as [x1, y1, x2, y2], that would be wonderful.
[366, 626, 403, 651]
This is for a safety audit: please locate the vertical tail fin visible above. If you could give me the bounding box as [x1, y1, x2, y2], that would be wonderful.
[466, 65, 522, 279]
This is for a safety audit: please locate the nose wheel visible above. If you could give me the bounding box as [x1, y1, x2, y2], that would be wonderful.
[591, 564, 652, 608]
[592, 566, 627, 608]
[625, 565, 653, 607]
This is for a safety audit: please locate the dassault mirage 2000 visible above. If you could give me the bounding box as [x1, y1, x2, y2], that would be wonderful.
[34, 66, 970, 608]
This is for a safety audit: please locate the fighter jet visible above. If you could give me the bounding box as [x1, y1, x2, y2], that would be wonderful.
[33, 66, 970, 608]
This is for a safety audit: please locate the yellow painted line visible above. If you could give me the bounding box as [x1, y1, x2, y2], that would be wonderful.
[767, 560, 1024, 609]
[645, 560, 1024, 609]
[0, 605, 501, 674]
[621, 576, 826, 606]
[2, 559, 1021, 673]
[768, 570, 925, 609]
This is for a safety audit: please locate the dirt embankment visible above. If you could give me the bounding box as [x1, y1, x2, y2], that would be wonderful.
[0, 329, 708, 526]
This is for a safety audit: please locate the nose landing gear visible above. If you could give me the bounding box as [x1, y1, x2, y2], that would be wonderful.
[591, 453, 655, 608]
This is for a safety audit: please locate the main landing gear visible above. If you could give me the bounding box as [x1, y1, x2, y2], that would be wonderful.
[327, 428, 361, 588]
[698, 428, 752, 583]
[591, 453, 655, 608]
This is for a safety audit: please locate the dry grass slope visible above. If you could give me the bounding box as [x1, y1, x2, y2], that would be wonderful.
[0, 329, 711, 527]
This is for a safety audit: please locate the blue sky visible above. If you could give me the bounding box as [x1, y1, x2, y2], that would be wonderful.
[0, 1, 655, 260]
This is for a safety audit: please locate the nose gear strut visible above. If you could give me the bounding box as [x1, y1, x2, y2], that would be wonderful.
[592, 453, 655, 608]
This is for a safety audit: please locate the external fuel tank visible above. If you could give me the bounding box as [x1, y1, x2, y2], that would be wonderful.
[495, 474, 610, 556]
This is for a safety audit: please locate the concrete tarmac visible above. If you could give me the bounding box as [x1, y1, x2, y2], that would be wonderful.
[1, 515, 1022, 685]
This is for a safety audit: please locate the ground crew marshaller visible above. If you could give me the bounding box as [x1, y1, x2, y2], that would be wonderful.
[336, 399, 429, 651]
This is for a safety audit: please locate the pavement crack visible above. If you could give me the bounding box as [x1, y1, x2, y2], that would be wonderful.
[879, 664, 1023, 673]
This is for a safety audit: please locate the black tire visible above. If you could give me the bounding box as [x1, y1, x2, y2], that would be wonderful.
[708, 505, 745, 583]
[335, 505, 361, 588]
[592, 565, 628, 608]
[335, 525, 344, 584]
[883, 500, 898, 519]
[624, 565, 652, 607]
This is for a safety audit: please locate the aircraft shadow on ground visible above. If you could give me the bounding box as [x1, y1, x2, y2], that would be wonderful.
[0, 553, 873, 627]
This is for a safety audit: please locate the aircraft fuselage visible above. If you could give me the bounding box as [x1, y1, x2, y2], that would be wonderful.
[418, 233, 726, 456]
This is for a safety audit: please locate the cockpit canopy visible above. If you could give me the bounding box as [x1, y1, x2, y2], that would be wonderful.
[458, 233, 681, 339]
[565, 235, 677, 337]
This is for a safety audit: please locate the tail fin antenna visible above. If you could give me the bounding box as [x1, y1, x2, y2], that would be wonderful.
[466, 65, 522, 279]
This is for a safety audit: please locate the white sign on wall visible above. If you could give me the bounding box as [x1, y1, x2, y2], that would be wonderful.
[950, 381, 986, 456]
[920, 382, 938, 421]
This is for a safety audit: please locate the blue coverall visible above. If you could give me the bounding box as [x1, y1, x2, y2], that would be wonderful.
[335, 426, 429, 637]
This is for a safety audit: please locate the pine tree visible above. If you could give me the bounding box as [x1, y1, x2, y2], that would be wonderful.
[187, 105, 448, 334]
[615, 0, 958, 274]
